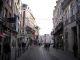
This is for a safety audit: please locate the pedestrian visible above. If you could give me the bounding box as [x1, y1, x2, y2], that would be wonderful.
[3, 42, 11, 60]
[47, 43, 50, 51]
[73, 43, 78, 58]
[29, 37, 33, 46]
[18, 42, 21, 49]
[22, 42, 26, 52]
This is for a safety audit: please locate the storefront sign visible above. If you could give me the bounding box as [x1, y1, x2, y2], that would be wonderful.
[27, 31, 31, 34]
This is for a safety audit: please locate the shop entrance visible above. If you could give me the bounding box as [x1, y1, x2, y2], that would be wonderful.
[72, 26, 77, 44]
[79, 25, 80, 41]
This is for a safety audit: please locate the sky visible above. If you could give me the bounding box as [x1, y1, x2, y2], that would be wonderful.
[22, 0, 56, 35]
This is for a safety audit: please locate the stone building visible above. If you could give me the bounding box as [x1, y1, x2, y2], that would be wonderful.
[53, 0, 80, 54]
[21, 4, 35, 44]
[53, 0, 64, 50]
[62, 0, 80, 53]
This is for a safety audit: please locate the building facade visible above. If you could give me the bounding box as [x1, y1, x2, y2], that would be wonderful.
[0, 0, 19, 60]
[21, 4, 35, 45]
[53, 0, 80, 54]
[53, 0, 64, 50]
[62, 0, 80, 53]
[12, 0, 22, 48]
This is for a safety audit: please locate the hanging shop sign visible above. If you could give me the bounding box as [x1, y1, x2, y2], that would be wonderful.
[27, 31, 31, 34]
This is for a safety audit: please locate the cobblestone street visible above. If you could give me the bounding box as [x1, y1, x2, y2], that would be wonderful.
[16, 45, 79, 60]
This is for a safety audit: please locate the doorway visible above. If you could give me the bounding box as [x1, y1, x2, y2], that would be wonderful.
[72, 26, 77, 44]
[79, 25, 80, 41]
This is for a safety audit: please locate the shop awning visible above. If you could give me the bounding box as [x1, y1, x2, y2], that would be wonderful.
[0, 33, 5, 38]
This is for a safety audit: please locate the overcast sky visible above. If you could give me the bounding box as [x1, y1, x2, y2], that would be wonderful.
[22, 0, 56, 35]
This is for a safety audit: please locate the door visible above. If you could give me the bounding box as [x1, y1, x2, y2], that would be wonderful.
[72, 27, 77, 44]
[65, 32, 68, 51]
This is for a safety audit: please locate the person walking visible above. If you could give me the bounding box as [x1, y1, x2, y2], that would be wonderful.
[22, 42, 26, 52]
[47, 43, 50, 51]
[73, 43, 78, 58]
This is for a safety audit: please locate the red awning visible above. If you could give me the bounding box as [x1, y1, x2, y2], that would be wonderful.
[0, 33, 5, 38]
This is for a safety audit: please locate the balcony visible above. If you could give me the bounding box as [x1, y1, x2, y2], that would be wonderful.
[61, 0, 72, 9]
[76, 11, 80, 20]
[8, 17, 16, 23]
[11, 24, 16, 31]
[65, 20, 68, 26]
[51, 31, 54, 35]
[76, 11, 80, 24]
[55, 21, 63, 32]
[70, 15, 75, 22]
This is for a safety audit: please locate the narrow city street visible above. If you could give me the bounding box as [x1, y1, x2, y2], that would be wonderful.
[16, 45, 79, 60]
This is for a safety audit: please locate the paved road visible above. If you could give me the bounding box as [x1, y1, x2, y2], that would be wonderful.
[17, 45, 79, 60]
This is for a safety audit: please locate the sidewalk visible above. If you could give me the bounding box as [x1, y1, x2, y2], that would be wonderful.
[11, 45, 34, 60]
[50, 47, 80, 60]
[11, 48, 15, 60]
[11, 45, 80, 60]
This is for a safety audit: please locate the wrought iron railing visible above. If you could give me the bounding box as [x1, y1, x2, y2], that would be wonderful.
[61, 0, 72, 9]
[76, 11, 80, 20]
[65, 20, 68, 26]
[55, 21, 63, 31]
[70, 15, 75, 22]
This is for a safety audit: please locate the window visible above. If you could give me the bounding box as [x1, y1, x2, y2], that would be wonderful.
[9, 0, 12, 7]
[60, 5, 62, 15]
[77, 0, 80, 11]
[5, 0, 8, 2]
[71, 2, 75, 15]
[57, 9, 59, 18]
[3, 8, 7, 19]
[77, 0, 80, 3]
[7, 13, 11, 27]
[65, 10, 67, 19]
[17, 0, 20, 4]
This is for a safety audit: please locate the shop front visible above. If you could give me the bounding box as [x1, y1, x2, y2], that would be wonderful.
[76, 20, 80, 53]
[53, 22, 64, 50]
[0, 18, 6, 60]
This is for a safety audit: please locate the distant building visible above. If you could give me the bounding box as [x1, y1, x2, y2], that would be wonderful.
[21, 4, 35, 43]
[40, 34, 52, 43]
